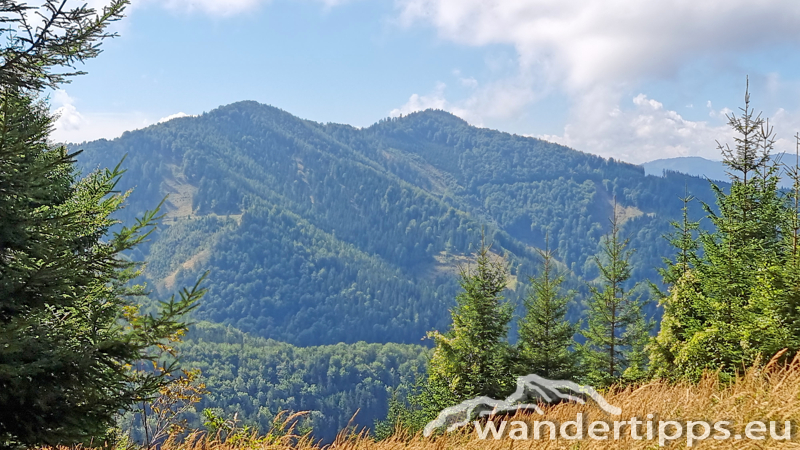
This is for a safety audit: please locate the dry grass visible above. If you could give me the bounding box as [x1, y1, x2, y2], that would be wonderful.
[327, 353, 800, 448]
[47, 353, 800, 450]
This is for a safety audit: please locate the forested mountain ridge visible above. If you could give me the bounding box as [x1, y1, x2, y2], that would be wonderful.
[355, 110, 717, 278]
[68, 101, 727, 439]
[74, 101, 717, 347]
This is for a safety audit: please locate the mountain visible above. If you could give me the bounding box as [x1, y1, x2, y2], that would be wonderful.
[642, 154, 797, 188]
[642, 156, 728, 182]
[74, 103, 718, 344]
[72, 102, 721, 437]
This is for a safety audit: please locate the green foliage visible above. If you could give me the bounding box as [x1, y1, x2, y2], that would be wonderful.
[170, 322, 429, 443]
[0, 87, 203, 447]
[371, 373, 455, 439]
[202, 409, 237, 437]
[374, 238, 517, 439]
[426, 237, 514, 402]
[0, 0, 127, 91]
[581, 204, 652, 386]
[200, 408, 309, 448]
[0, 1, 207, 445]
[73, 102, 721, 347]
[371, 391, 418, 440]
[66, 101, 729, 441]
[651, 88, 800, 380]
[515, 239, 579, 380]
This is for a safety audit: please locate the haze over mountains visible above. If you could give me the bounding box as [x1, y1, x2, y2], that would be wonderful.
[74, 101, 722, 439]
[641, 156, 727, 181]
[642, 154, 797, 188]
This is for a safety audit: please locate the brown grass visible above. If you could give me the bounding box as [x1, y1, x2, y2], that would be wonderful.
[47, 353, 800, 450]
[327, 353, 800, 448]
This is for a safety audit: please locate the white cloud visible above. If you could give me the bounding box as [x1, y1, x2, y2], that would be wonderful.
[156, 0, 264, 16]
[392, 0, 800, 161]
[50, 93, 200, 144]
[462, 74, 538, 119]
[459, 76, 478, 89]
[538, 89, 733, 164]
[158, 112, 194, 123]
[315, 0, 359, 7]
[531, 90, 800, 164]
[390, 82, 472, 120]
[764, 108, 800, 154]
[53, 90, 85, 132]
[50, 90, 156, 144]
[390, 71, 541, 125]
[396, 0, 800, 91]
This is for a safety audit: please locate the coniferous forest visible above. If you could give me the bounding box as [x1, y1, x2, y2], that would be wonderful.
[69, 99, 720, 438]
[3, 0, 800, 448]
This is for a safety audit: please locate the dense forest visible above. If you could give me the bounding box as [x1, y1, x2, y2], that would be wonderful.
[136, 322, 429, 441]
[75, 103, 718, 341]
[68, 102, 727, 438]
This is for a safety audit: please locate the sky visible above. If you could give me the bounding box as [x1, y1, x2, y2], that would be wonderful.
[48, 0, 800, 164]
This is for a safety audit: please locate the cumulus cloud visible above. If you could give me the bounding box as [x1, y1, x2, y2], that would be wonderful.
[391, 0, 800, 161]
[50, 90, 156, 144]
[390, 82, 472, 120]
[158, 112, 194, 123]
[53, 90, 85, 132]
[533, 88, 800, 164]
[390, 71, 542, 125]
[537, 89, 737, 163]
[396, 0, 800, 91]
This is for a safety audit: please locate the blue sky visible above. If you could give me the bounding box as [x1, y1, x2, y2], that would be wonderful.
[50, 0, 800, 164]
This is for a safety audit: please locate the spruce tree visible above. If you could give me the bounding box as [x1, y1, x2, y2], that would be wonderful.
[648, 192, 703, 376]
[651, 85, 794, 380]
[426, 235, 513, 402]
[581, 203, 652, 386]
[0, 1, 205, 446]
[515, 238, 578, 380]
[781, 135, 800, 351]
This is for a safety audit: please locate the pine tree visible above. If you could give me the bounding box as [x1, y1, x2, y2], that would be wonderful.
[581, 202, 652, 386]
[426, 235, 513, 402]
[515, 237, 578, 380]
[651, 85, 794, 380]
[0, 1, 205, 446]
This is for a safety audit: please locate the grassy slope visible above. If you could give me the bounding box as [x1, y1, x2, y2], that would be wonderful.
[108, 353, 800, 449]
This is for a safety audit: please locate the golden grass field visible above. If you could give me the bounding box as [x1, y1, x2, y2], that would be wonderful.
[51, 353, 800, 450]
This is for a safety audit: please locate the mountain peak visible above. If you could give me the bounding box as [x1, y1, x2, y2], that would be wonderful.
[371, 108, 469, 129]
[403, 108, 468, 123]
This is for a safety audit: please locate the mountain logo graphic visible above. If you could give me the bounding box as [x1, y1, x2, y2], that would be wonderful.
[423, 374, 621, 437]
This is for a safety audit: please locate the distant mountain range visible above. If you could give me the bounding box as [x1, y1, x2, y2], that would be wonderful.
[641, 156, 727, 182]
[642, 154, 797, 187]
